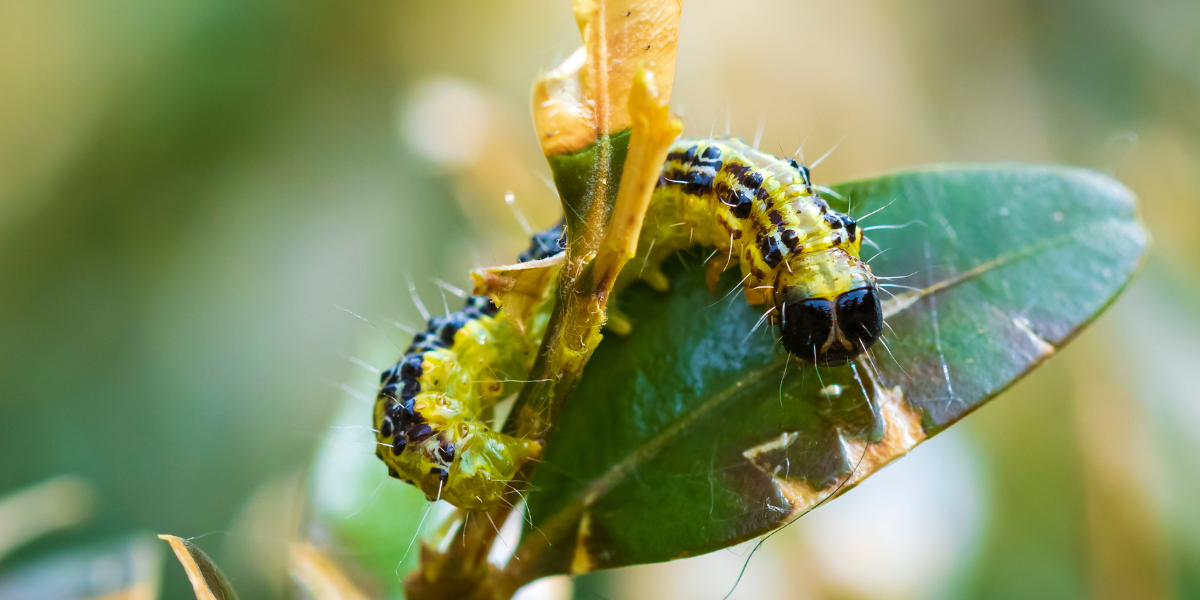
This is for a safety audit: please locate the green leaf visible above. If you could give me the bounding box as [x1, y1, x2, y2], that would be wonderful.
[510, 164, 1146, 579]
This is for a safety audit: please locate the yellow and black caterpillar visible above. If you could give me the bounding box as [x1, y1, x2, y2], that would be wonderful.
[372, 236, 561, 509]
[374, 137, 881, 509]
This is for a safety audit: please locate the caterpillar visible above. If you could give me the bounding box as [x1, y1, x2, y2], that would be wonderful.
[372, 225, 563, 510]
[627, 137, 881, 363]
[373, 137, 881, 509]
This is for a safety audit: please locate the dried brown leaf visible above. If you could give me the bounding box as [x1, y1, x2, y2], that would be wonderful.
[533, 0, 681, 155]
[158, 535, 239, 600]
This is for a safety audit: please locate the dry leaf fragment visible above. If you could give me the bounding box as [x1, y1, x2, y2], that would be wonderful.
[158, 535, 240, 600]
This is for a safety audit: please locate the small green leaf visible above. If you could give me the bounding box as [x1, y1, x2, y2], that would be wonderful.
[511, 164, 1146, 579]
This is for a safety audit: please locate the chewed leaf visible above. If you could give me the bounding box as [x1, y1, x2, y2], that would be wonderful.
[505, 164, 1146, 579]
[471, 254, 564, 339]
[159, 535, 240, 600]
[533, 0, 682, 156]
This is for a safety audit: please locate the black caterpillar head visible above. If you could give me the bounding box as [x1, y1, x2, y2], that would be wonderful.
[776, 247, 881, 366]
[780, 286, 882, 366]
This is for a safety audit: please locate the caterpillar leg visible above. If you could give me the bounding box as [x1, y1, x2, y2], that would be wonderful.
[607, 308, 633, 336]
[640, 263, 670, 292]
[705, 254, 738, 294]
[744, 285, 771, 306]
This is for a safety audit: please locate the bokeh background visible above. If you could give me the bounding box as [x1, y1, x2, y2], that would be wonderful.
[2, 1, 1199, 599]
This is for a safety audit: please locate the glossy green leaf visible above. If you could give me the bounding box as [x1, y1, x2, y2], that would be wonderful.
[511, 164, 1146, 579]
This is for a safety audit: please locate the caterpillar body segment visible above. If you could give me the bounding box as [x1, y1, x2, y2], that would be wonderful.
[519, 219, 567, 263]
[374, 138, 882, 509]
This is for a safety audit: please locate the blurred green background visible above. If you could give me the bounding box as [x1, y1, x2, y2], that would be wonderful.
[2, 1, 1198, 599]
